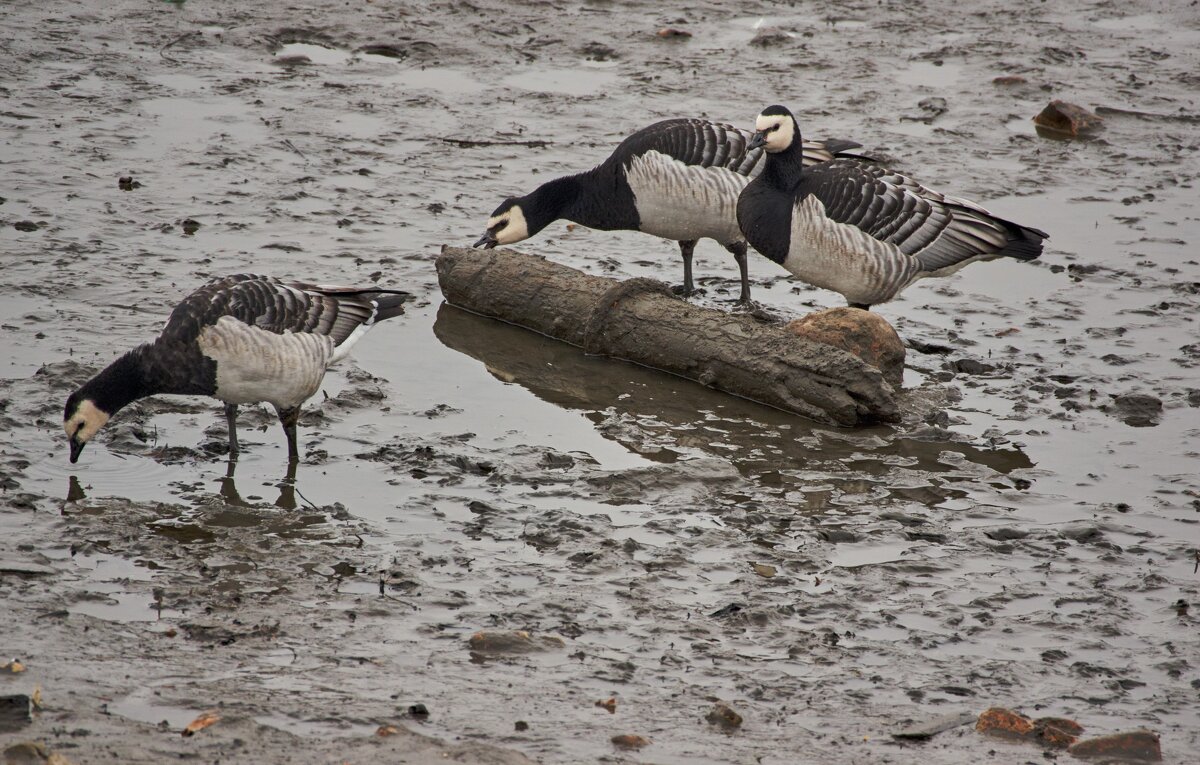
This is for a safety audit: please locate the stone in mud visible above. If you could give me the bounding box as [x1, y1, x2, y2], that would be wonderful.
[976, 706, 1035, 738]
[993, 74, 1028, 86]
[1104, 393, 1162, 427]
[656, 28, 692, 39]
[12, 221, 39, 232]
[467, 630, 564, 656]
[750, 27, 792, 46]
[1068, 729, 1162, 761]
[1033, 100, 1103, 137]
[976, 707, 1083, 749]
[705, 702, 743, 732]
[610, 734, 649, 750]
[785, 307, 905, 387]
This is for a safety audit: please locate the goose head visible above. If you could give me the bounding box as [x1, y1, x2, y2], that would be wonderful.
[748, 105, 798, 154]
[63, 394, 111, 464]
[474, 199, 530, 249]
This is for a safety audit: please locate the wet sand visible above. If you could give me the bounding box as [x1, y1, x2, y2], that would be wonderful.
[1, 0, 1198, 762]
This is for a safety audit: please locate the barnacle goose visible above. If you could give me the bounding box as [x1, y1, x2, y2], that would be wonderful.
[63, 274, 410, 464]
[474, 117, 863, 304]
[736, 105, 1048, 309]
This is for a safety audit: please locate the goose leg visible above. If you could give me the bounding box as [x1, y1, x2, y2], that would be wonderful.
[275, 459, 297, 510]
[278, 405, 301, 463]
[224, 403, 240, 459]
[671, 239, 699, 296]
[726, 241, 752, 305]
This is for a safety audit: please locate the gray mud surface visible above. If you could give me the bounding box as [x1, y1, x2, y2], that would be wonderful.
[1, 1, 1198, 763]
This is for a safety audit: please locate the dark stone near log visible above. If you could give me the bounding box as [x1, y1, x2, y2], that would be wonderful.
[1033, 100, 1103, 137]
[1068, 729, 1162, 761]
[436, 247, 899, 427]
[786, 307, 905, 387]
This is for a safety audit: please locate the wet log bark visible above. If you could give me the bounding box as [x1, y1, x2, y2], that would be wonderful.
[435, 246, 899, 426]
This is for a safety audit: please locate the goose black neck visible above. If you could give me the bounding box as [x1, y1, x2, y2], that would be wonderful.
[525, 174, 586, 233]
[763, 142, 809, 190]
[78, 346, 158, 416]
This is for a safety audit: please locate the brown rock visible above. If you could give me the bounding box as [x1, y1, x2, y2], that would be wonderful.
[611, 734, 649, 750]
[705, 702, 743, 732]
[1033, 100, 1103, 137]
[993, 75, 1028, 86]
[977, 707, 1035, 739]
[467, 630, 564, 656]
[786, 307, 905, 387]
[1068, 730, 1162, 762]
[656, 28, 692, 38]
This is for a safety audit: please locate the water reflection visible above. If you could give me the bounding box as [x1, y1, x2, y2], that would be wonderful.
[219, 459, 298, 511]
[432, 304, 1032, 495]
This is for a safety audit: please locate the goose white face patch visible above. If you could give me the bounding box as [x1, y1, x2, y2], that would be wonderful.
[755, 114, 794, 154]
[64, 399, 109, 444]
[487, 205, 529, 245]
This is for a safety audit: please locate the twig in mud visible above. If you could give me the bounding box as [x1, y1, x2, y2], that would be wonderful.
[281, 139, 308, 162]
[292, 486, 321, 510]
[160, 31, 200, 62]
[440, 137, 551, 148]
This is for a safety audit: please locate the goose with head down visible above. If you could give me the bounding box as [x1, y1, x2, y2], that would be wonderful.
[475, 117, 863, 304]
[63, 274, 410, 464]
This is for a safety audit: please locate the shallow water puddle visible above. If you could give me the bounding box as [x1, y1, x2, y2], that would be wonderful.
[501, 65, 619, 96]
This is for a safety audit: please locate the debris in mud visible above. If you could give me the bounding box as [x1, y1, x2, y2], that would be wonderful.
[993, 75, 1028, 86]
[902, 97, 949, 123]
[580, 41, 618, 60]
[610, 734, 649, 750]
[1, 660, 25, 674]
[656, 28, 692, 39]
[705, 702, 743, 732]
[786, 307, 905, 387]
[1, 741, 75, 765]
[0, 695, 33, 733]
[1102, 393, 1162, 427]
[12, 221, 39, 232]
[180, 218, 200, 235]
[1068, 729, 1162, 762]
[595, 698, 617, 714]
[356, 43, 408, 60]
[891, 711, 975, 740]
[750, 27, 793, 46]
[180, 710, 220, 737]
[1033, 100, 1103, 138]
[467, 630, 565, 657]
[975, 707, 1082, 749]
[117, 176, 141, 191]
[376, 724, 400, 736]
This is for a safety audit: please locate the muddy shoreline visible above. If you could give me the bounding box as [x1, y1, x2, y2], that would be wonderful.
[2, 0, 1199, 763]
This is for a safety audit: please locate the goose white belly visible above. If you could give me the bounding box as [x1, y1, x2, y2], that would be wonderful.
[197, 316, 334, 408]
[784, 196, 923, 306]
[624, 151, 748, 244]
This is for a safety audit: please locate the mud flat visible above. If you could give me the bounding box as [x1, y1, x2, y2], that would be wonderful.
[1, 0, 1199, 763]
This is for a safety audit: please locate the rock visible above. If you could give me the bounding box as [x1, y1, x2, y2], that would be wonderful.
[949, 358, 995, 376]
[976, 707, 1083, 749]
[467, 630, 564, 656]
[993, 75, 1028, 86]
[1068, 729, 1162, 761]
[1033, 100, 1103, 137]
[705, 702, 743, 732]
[1105, 393, 1162, 427]
[750, 27, 792, 46]
[785, 307, 905, 387]
[656, 28, 692, 39]
[610, 734, 649, 750]
[12, 221, 39, 232]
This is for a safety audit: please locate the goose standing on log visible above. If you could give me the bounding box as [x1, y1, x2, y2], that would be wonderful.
[63, 274, 410, 464]
[736, 105, 1048, 309]
[474, 117, 863, 304]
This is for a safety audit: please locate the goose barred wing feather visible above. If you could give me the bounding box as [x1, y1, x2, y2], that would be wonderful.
[613, 118, 861, 176]
[805, 160, 1041, 274]
[162, 274, 400, 348]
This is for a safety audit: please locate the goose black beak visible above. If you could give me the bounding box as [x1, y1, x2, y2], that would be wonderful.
[69, 437, 85, 464]
[473, 233, 498, 249]
[748, 131, 767, 151]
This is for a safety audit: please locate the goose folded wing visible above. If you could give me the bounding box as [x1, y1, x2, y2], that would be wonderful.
[810, 162, 1010, 272]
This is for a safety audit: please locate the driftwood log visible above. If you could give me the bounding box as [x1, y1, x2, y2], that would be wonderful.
[436, 246, 899, 426]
